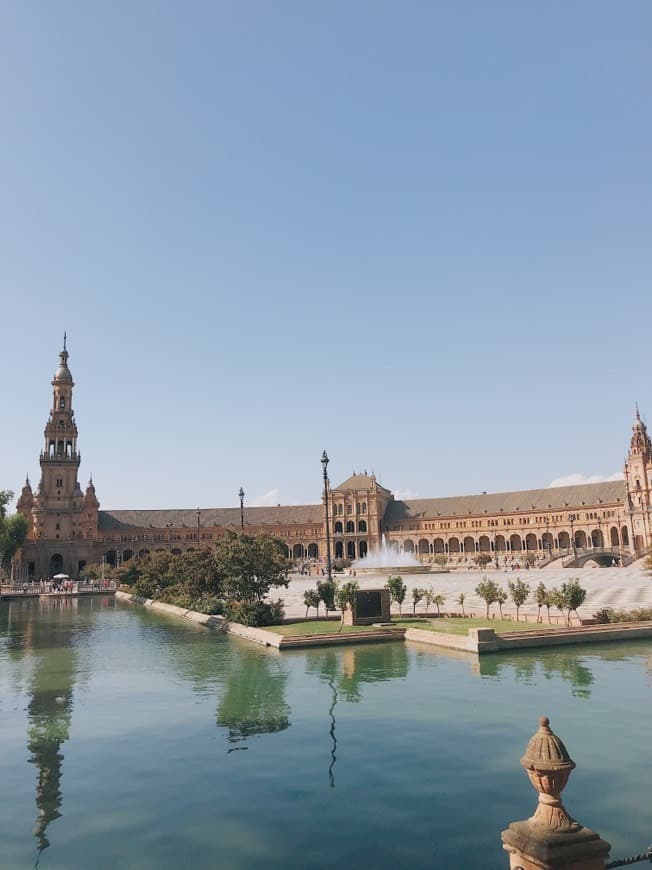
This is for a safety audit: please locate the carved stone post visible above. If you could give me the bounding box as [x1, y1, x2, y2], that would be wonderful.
[501, 717, 611, 869]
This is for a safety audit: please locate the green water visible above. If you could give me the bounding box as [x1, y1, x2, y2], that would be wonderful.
[1, 597, 650, 869]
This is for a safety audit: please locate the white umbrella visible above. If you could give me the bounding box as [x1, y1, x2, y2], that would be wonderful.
[53, 573, 69, 580]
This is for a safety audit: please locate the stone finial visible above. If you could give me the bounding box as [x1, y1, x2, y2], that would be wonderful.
[520, 716, 578, 832]
[502, 717, 611, 869]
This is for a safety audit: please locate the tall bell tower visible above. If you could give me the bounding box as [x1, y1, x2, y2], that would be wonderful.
[31, 336, 85, 545]
[624, 405, 652, 553]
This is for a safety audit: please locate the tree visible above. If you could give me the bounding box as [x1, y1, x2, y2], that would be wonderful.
[216, 530, 290, 603]
[495, 585, 508, 618]
[542, 589, 554, 623]
[456, 592, 465, 616]
[304, 588, 321, 618]
[508, 579, 530, 621]
[385, 575, 407, 615]
[411, 586, 424, 615]
[535, 582, 547, 623]
[433, 554, 448, 568]
[0, 490, 28, 580]
[423, 586, 435, 616]
[473, 553, 492, 570]
[523, 551, 536, 566]
[0, 513, 28, 578]
[317, 579, 337, 613]
[559, 578, 587, 626]
[549, 587, 565, 622]
[335, 580, 359, 628]
[433, 593, 445, 617]
[475, 576, 499, 619]
[0, 490, 13, 519]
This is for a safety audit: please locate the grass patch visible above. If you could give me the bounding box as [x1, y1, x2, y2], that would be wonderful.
[393, 617, 563, 636]
[266, 621, 386, 637]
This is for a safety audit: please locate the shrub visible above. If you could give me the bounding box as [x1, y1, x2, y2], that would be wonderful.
[223, 598, 285, 627]
[594, 607, 652, 624]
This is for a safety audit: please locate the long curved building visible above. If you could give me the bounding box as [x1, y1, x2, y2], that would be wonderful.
[16, 342, 652, 578]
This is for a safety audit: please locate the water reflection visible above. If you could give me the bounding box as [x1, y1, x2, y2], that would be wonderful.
[216, 649, 291, 744]
[304, 643, 410, 786]
[305, 642, 410, 702]
[9, 599, 84, 862]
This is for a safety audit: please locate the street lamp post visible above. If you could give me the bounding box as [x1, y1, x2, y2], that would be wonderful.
[196, 507, 200, 546]
[239, 487, 245, 531]
[321, 451, 333, 583]
[569, 514, 577, 563]
[545, 517, 550, 562]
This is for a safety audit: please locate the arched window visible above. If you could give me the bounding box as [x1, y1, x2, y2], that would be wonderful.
[59, 397, 65, 409]
[358, 520, 367, 533]
[347, 504, 353, 515]
[346, 520, 355, 533]
[362, 503, 367, 514]
[334, 521, 343, 534]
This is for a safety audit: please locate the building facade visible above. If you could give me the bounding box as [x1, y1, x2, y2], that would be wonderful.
[15, 343, 652, 578]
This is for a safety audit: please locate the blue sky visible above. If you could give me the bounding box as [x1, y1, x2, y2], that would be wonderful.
[1, 2, 650, 510]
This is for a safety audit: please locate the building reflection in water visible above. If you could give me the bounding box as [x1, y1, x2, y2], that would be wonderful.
[305, 643, 410, 786]
[16, 599, 81, 862]
[216, 649, 290, 745]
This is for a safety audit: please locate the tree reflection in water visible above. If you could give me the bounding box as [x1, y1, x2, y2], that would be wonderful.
[216, 649, 290, 745]
[479, 649, 598, 698]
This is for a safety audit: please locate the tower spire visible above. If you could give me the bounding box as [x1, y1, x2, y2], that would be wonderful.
[63, 330, 67, 351]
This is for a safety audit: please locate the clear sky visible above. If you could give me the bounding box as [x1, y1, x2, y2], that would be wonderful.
[2, 2, 650, 510]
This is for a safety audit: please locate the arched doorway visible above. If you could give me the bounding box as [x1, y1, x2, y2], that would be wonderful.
[448, 537, 460, 553]
[463, 536, 475, 553]
[433, 538, 445, 553]
[575, 530, 587, 549]
[478, 536, 490, 552]
[123, 549, 133, 561]
[621, 526, 629, 546]
[510, 534, 522, 551]
[591, 529, 603, 548]
[335, 541, 344, 559]
[292, 544, 304, 560]
[558, 531, 570, 549]
[403, 539, 415, 553]
[542, 532, 554, 555]
[307, 543, 319, 559]
[494, 535, 506, 552]
[525, 533, 538, 551]
[358, 540, 368, 558]
[105, 550, 117, 566]
[610, 526, 619, 547]
[49, 553, 64, 575]
[418, 539, 429, 555]
[346, 541, 356, 559]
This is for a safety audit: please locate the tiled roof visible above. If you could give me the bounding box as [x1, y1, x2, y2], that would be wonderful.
[333, 473, 389, 492]
[384, 480, 627, 522]
[98, 503, 324, 531]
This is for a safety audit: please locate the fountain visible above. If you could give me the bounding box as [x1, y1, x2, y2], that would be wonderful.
[353, 534, 429, 575]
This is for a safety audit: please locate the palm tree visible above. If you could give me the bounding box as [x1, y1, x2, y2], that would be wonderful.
[456, 592, 465, 616]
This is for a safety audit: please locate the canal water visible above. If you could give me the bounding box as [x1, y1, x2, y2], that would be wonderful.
[1, 597, 650, 869]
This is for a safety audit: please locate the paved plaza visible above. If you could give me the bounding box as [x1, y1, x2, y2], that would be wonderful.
[282, 562, 652, 620]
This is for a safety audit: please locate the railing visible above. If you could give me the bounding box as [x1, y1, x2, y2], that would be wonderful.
[1, 580, 116, 595]
[605, 845, 652, 867]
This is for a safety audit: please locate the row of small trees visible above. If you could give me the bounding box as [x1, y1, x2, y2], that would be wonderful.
[474, 576, 587, 625]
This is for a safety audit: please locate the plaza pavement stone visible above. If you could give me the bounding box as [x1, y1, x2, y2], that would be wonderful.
[279, 564, 652, 621]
